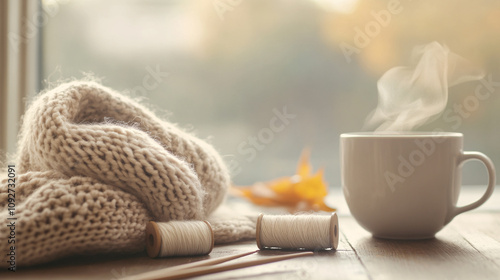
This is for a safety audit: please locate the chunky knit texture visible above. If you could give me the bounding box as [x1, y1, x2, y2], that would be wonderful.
[0, 81, 256, 267]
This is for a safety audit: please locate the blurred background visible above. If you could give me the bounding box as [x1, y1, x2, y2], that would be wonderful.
[2, 0, 500, 187]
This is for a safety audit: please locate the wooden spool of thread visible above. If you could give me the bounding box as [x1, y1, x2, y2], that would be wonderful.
[146, 221, 214, 258]
[256, 213, 339, 250]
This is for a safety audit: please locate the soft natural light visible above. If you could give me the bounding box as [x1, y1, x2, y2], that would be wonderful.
[313, 0, 359, 14]
[86, 4, 205, 58]
[2, 0, 500, 277]
[41, 0, 500, 187]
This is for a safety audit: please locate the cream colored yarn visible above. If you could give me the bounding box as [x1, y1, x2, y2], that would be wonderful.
[0, 81, 255, 267]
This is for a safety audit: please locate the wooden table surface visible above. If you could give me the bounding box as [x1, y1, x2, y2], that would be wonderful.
[2, 186, 500, 280]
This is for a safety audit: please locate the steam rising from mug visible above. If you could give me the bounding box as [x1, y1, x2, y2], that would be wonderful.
[365, 42, 485, 131]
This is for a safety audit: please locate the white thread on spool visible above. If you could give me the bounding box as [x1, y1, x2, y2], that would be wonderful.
[256, 213, 339, 250]
[146, 221, 214, 258]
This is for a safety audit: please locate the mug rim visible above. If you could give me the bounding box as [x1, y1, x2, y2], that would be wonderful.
[341, 131, 463, 138]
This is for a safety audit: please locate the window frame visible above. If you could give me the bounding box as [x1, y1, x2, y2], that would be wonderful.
[0, 0, 41, 157]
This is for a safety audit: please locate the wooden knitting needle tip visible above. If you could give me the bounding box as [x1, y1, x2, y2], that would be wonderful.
[128, 251, 314, 280]
[122, 250, 258, 280]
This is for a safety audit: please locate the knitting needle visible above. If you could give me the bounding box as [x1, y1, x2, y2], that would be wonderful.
[161, 250, 258, 271]
[132, 251, 313, 280]
[122, 250, 258, 280]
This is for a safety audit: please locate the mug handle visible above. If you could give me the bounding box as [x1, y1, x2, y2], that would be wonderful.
[446, 151, 496, 223]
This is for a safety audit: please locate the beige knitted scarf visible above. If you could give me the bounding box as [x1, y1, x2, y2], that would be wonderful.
[0, 81, 256, 267]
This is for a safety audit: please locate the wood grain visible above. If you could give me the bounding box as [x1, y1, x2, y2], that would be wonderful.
[0, 186, 499, 280]
[341, 216, 500, 280]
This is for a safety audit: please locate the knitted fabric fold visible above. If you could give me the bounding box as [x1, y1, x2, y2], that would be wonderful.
[0, 81, 256, 267]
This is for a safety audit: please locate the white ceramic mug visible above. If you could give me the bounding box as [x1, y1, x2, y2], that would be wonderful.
[340, 132, 496, 239]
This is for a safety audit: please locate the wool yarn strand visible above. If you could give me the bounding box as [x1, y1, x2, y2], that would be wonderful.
[0, 81, 257, 268]
[146, 221, 214, 258]
[256, 213, 339, 250]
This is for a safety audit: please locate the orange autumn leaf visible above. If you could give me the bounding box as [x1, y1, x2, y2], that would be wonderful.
[231, 148, 336, 213]
[296, 148, 312, 178]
